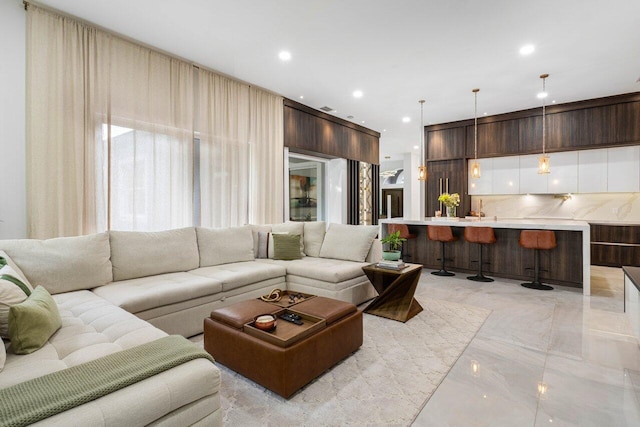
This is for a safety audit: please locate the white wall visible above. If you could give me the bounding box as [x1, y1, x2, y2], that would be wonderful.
[327, 158, 347, 224]
[0, 0, 27, 239]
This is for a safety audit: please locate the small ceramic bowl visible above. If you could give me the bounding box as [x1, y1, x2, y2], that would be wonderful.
[253, 314, 277, 331]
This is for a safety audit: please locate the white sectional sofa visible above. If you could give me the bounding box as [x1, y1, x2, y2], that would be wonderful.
[0, 221, 380, 426]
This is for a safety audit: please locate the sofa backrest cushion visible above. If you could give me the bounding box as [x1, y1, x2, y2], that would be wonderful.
[0, 233, 112, 294]
[196, 225, 255, 267]
[319, 223, 379, 262]
[303, 221, 326, 257]
[110, 228, 199, 281]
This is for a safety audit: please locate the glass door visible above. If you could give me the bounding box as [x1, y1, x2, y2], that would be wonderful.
[288, 154, 325, 221]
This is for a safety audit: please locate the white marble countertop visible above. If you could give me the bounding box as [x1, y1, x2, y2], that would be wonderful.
[380, 217, 590, 232]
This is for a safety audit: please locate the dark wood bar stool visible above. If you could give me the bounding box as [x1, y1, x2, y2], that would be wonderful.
[427, 225, 458, 276]
[464, 226, 496, 282]
[388, 223, 417, 261]
[519, 230, 556, 290]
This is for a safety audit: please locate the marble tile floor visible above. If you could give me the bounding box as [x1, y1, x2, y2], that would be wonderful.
[412, 265, 640, 427]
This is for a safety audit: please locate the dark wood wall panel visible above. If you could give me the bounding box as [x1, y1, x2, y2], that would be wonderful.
[371, 164, 380, 225]
[347, 160, 360, 225]
[283, 100, 380, 165]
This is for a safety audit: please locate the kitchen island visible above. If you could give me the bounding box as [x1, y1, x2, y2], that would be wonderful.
[380, 218, 591, 295]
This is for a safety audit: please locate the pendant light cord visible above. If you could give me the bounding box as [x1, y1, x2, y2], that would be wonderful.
[542, 75, 547, 156]
[473, 89, 479, 160]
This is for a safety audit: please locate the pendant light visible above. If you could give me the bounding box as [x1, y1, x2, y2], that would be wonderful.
[418, 99, 427, 181]
[470, 88, 481, 179]
[538, 74, 550, 174]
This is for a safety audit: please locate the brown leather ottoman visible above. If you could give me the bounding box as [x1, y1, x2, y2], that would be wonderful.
[204, 296, 363, 398]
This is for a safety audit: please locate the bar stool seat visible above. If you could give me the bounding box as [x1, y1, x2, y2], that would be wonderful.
[388, 224, 417, 261]
[519, 230, 556, 290]
[464, 226, 496, 282]
[427, 225, 458, 276]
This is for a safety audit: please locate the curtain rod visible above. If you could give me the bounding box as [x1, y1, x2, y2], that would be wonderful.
[23, 1, 29, 10]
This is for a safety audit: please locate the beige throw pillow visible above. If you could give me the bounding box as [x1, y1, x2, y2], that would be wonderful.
[0, 261, 34, 338]
[319, 223, 379, 262]
[0, 337, 5, 372]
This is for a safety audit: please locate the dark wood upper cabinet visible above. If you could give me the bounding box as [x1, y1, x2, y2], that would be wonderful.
[427, 127, 466, 160]
[427, 92, 640, 159]
[283, 100, 380, 164]
[466, 119, 519, 157]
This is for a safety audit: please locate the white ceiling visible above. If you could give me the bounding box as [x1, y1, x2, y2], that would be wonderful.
[39, 0, 640, 161]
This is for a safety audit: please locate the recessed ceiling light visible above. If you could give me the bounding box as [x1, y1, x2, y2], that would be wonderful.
[353, 90, 363, 98]
[299, 95, 304, 99]
[483, 112, 488, 116]
[537, 92, 548, 99]
[278, 51, 292, 61]
[402, 117, 411, 123]
[552, 100, 556, 104]
[361, 120, 365, 123]
[383, 129, 386, 132]
[347, 115, 354, 119]
[519, 44, 535, 55]
[413, 145, 419, 150]
[332, 110, 338, 113]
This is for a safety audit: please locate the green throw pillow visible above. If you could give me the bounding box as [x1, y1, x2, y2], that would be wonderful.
[8, 286, 62, 355]
[272, 233, 303, 261]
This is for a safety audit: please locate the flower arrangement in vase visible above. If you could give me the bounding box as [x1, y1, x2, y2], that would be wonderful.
[438, 193, 460, 218]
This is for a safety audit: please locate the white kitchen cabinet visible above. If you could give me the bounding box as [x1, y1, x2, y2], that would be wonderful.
[607, 146, 640, 192]
[578, 148, 608, 193]
[519, 154, 548, 194]
[492, 156, 520, 194]
[547, 151, 578, 193]
[468, 158, 493, 195]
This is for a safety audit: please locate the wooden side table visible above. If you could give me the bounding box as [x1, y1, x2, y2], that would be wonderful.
[362, 263, 423, 322]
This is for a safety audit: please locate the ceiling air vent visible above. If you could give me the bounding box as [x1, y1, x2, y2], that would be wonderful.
[319, 106, 334, 112]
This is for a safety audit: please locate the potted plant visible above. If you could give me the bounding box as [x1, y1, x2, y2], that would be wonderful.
[380, 231, 407, 261]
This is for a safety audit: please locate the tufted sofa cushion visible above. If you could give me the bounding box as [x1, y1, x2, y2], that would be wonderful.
[0, 290, 167, 389]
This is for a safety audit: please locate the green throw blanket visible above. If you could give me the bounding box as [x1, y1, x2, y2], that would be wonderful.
[0, 335, 215, 427]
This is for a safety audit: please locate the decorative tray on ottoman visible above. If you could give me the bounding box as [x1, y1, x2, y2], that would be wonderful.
[258, 290, 316, 308]
[244, 309, 326, 348]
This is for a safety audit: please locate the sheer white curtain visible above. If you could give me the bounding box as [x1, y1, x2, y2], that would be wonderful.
[249, 88, 284, 224]
[198, 70, 250, 228]
[26, 7, 107, 238]
[27, 6, 194, 236]
[106, 39, 194, 231]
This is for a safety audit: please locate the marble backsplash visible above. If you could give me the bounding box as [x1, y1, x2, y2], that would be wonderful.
[471, 193, 640, 223]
